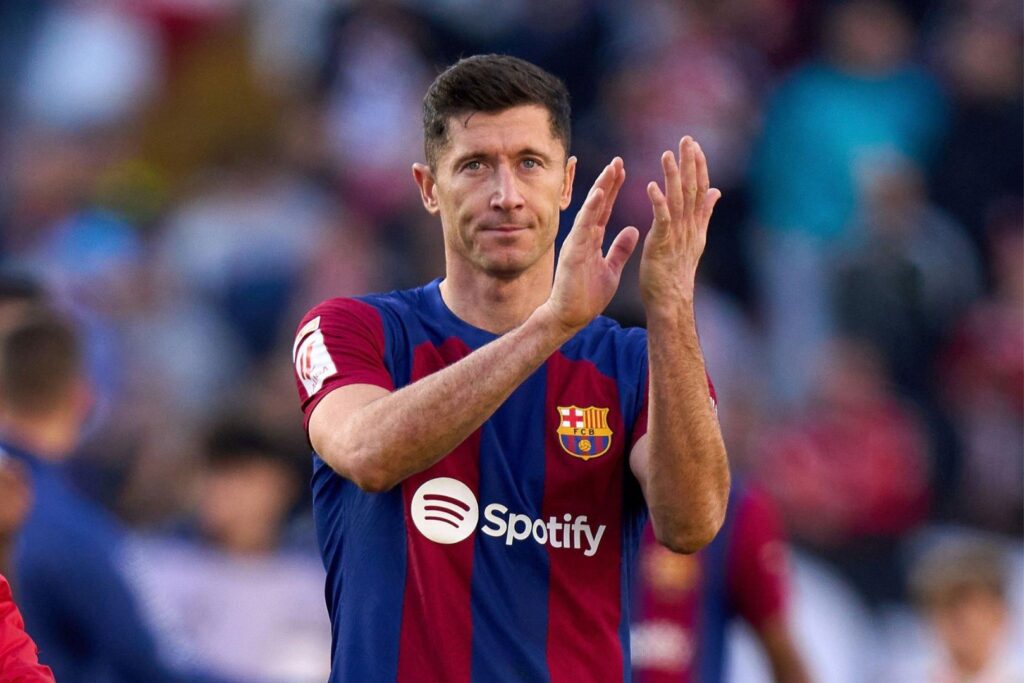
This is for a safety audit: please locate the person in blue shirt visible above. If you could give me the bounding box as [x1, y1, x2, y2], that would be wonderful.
[0, 305, 234, 683]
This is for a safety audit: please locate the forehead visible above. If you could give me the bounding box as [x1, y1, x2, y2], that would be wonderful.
[439, 104, 564, 163]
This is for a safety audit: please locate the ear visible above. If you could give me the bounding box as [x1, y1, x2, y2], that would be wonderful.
[412, 163, 440, 215]
[559, 156, 577, 211]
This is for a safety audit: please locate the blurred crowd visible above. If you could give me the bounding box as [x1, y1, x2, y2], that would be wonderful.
[0, 0, 1020, 681]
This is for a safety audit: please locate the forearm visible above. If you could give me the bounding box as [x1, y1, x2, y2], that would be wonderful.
[643, 301, 729, 552]
[760, 619, 812, 683]
[316, 304, 574, 491]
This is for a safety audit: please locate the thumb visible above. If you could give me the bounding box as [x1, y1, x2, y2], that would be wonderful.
[604, 226, 640, 276]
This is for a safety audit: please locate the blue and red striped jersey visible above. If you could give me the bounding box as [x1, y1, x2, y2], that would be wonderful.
[293, 278, 651, 682]
[630, 484, 790, 683]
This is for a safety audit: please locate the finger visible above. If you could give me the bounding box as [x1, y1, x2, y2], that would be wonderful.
[702, 188, 722, 221]
[678, 136, 696, 215]
[569, 186, 606, 243]
[662, 150, 684, 218]
[603, 225, 640, 276]
[596, 158, 625, 229]
[582, 162, 615, 223]
[647, 181, 671, 231]
[694, 142, 710, 201]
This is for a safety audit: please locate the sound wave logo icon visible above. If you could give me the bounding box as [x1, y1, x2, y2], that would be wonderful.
[410, 478, 479, 544]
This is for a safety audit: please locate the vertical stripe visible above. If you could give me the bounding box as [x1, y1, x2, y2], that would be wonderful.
[470, 368, 550, 682]
[543, 352, 626, 682]
[397, 338, 479, 683]
[697, 489, 737, 683]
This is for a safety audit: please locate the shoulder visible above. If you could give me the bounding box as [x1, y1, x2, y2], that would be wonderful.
[293, 287, 425, 351]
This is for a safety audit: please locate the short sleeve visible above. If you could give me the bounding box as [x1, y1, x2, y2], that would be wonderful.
[293, 298, 395, 431]
[725, 486, 789, 631]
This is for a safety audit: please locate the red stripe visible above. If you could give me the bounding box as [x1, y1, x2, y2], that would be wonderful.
[544, 352, 626, 682]
[397, 338, 479, 683]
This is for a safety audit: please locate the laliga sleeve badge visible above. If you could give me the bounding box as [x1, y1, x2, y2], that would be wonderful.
[556, 406, 613, 461]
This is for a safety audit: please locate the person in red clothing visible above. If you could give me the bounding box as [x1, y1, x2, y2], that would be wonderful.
[631, 482, 810, 683]
[0, 573, 55, 682]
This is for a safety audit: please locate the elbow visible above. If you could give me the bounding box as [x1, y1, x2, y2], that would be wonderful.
[652, 485, 731, 554]
[319, 441, 399, 493]
[653, 521, 721, 555]
[346, 466, 398, 493]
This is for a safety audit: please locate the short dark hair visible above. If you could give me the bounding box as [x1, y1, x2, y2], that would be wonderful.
[0, 307, 82, 416]
[422, 54, 571, 168]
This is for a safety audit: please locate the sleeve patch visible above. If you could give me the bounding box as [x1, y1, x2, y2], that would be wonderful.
[294, 316, 338, 395]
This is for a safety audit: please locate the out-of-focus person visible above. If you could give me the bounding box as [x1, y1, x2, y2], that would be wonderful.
[0, 571, 55, 682]
[0, 306, 234, 683]
[123, 419, 331, 682]
[749, 0, 946, 408]
[938, 209, 1024, 536]
[631, 482, 810, 683]
[890, 535, 1024, 682]
[756, 337, 931, 607]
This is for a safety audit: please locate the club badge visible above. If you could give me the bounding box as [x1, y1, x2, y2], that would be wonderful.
[556, 405, 613, 461]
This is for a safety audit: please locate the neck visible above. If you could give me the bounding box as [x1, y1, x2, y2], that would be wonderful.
[440, 252, 554, 334]
[0, 413, 77, 462]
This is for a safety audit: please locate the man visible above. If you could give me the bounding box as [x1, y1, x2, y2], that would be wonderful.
[0, 307, 234, 683]
[293, 54, 729, 682]
[631, 483, 810, 683]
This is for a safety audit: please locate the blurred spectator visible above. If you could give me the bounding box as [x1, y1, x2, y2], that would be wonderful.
[0, 572, 55, 682]
[124, 419, 330, 682]
[834, 153, 981, 396]
[749, 0, 946, 407]
[0, 306, 233, 683]
[631, 482, 810, 682]
[938, 212, 1024, 535]
[889, 534, 1024, 681]
[756, 337, 931, 606]
[321, 5, 433, 221]
[928, 0, 1023, 259]
[155, 155, 333, 361]
[15, 2, 162, 132]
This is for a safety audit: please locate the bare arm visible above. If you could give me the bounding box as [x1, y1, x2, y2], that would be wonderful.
[630, 137, 730, 553]
[758, 617, 813, 683]
[310, 159, 640, 491]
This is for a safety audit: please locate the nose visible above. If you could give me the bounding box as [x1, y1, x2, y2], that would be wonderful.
[490, 163, 525, 212]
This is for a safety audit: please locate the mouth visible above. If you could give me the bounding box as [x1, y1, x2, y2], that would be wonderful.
[481, 225, 529, 234]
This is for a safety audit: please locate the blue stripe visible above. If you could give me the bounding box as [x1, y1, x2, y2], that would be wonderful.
[315, 460, 408, 682]
[470, 366, 550, 682]
[697, 487, 739, 683]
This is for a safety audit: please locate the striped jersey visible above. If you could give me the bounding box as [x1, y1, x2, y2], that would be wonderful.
[293, 278, 651, 682]
[630, 484, 789, 683]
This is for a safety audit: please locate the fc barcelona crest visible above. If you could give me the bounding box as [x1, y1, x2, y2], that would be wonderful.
[556, 406, 613, 461]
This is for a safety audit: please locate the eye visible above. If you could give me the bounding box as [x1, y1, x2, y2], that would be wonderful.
[521, 158, 541, 170]
[462, 160, 483, 172]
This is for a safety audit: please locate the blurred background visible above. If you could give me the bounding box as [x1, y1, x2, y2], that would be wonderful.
[0, 0, 1019, 680]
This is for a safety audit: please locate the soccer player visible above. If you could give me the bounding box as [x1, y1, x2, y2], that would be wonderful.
[631, 482, 810, 682]
[0, 307, 237, 683]
[293, 54, 729, 682]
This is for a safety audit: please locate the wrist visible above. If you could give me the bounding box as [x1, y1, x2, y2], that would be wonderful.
[528, 303, 581, 345]
[644, 298, 696, 327]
